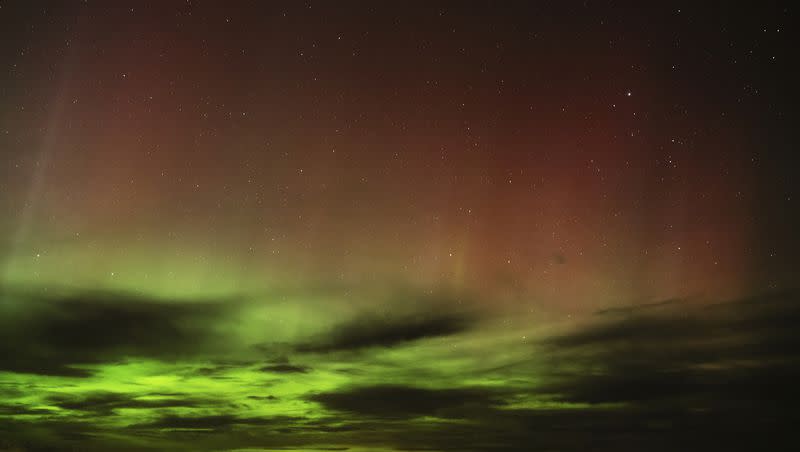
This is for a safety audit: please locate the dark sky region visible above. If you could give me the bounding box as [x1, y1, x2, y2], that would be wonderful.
[0, 1, 797, 451]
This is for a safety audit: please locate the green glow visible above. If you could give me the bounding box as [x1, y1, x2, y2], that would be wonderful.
[0, 268, 575, 451]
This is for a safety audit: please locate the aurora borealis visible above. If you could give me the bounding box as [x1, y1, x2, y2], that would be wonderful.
[0, 2, 797, 451]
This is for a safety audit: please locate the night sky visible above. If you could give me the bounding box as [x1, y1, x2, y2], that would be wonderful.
[0, 2, 797, 451]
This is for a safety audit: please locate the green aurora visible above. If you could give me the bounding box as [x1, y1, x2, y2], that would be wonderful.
[1, 275, 798, 451]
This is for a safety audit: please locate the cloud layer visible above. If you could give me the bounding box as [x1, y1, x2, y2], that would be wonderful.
[0, 288, 798, 451]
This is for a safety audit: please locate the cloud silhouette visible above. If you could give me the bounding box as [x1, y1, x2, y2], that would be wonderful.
[260, 363, 310, 373]
[0, 286, 240, 376]
[49, 391, 201, 416]
[295, 311, 477, 353]
[309, 384, 504, 419]
[541, 290, 800, 407]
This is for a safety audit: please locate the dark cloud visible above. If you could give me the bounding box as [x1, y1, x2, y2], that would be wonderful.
[594, 298, 682, 316]
[0, 417, 147, 452]
[131, 414, 301, 431]
[541, 290, 800, 410]
[309, 384, 503, 419]
[0, 286, 240, 377]
[260, 363, 310, 373]
[48, 391, 201, 416]
[296, 311, 476, 353]
[247, 395, 277, 400]
[0, 403, 54, 416]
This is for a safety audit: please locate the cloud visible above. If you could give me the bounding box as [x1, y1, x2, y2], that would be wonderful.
[260, 363, 310, 373]
[131, 414, 290, 430]
[594, 298, 682, 316]
[48, 391, 201, 416]
[295, 311, 477, 353]
[0, 286, 241, 377]
[540, 290, 800, 407]
[309, 384, 503, 419]
[2, 288, 797, 451]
